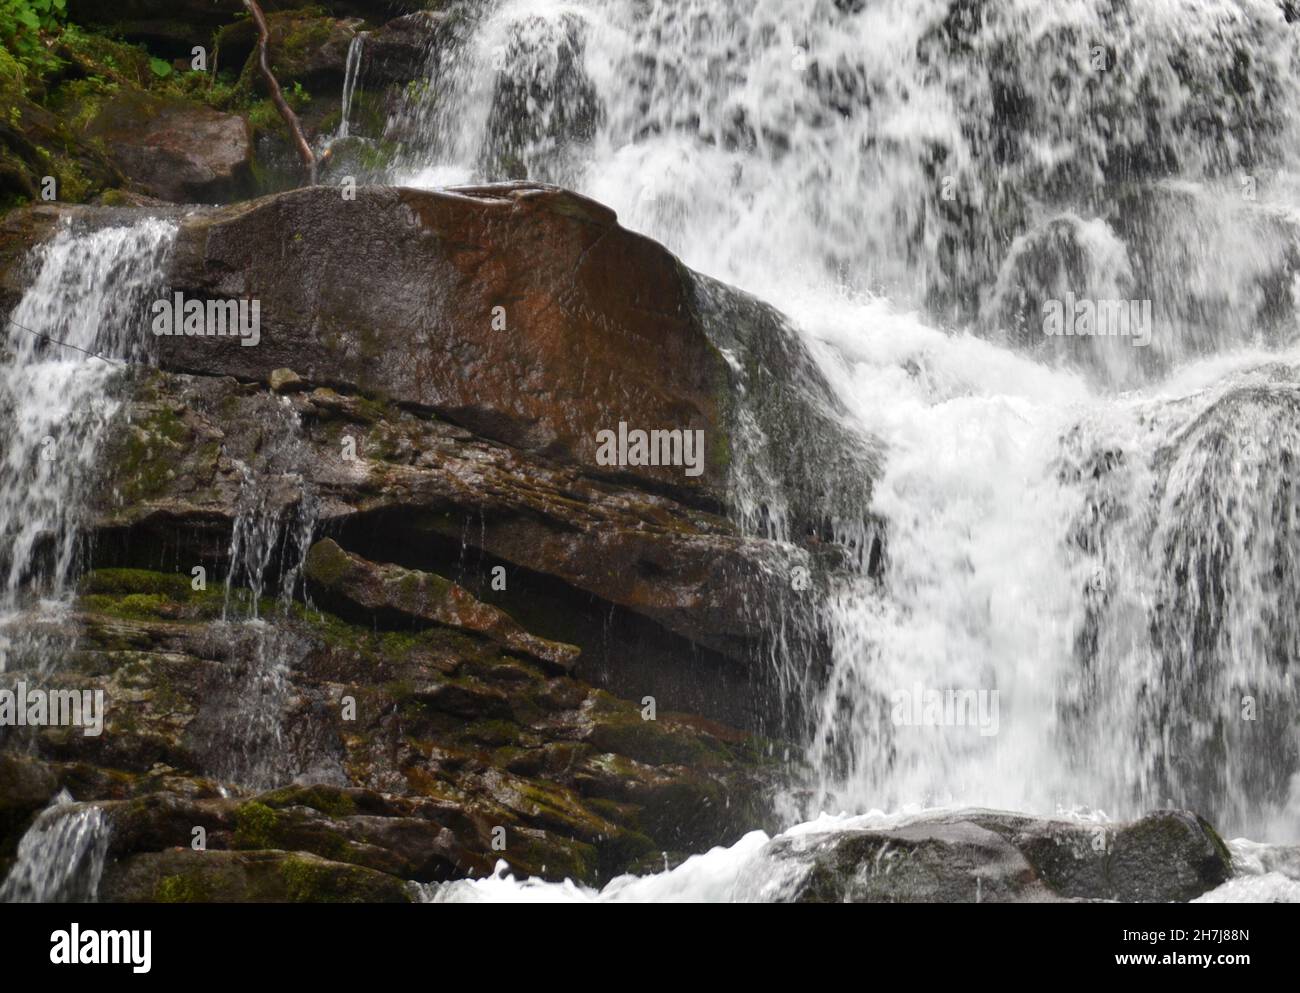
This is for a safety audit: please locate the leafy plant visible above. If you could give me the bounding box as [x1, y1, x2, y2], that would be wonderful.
[148, 56, 172, 78]
[0, 0, 66, 70]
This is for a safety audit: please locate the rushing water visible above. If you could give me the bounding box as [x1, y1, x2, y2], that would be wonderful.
[0, 219, 176, 669]
[379, 0, 1300, 890]
[5, 0, 1300, 904]
[0, 221, 171, 902]
[0, 790, 110, 902]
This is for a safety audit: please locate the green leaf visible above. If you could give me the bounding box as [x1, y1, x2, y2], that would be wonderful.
[149, 57, 173, 78]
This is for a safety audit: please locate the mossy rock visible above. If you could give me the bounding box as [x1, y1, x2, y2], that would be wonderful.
[255, 784, 358, 819]
[102, 849, 413, 903]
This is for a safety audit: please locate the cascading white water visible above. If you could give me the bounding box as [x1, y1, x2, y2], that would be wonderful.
[384, 0, 1300, 864]
[0, 219, 176, 669]
[0, 790, 110, 902]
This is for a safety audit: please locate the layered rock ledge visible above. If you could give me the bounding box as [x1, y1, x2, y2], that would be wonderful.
[0, 181, 879, 898]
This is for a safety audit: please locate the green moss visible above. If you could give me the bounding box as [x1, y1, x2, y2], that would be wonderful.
[155, 872, 212, 903]
[116, 593, 172, 618]
[54, 26, 154, 89]
[245, 98, 284, 134]
[464, 719, 523, 747]
[505, 830, 598, 885]
[278, 855, 330, 902]
[233, 801, 279, 849]
[109, 406, 190, 501]
[78, 569, 230, 622]
[303, 539, 354, 589]
[66, 85, 116, 134]
[376, 631, 420, 656]
[587, 703, 727, 768]
[81, 568, 192, 598]
[0, 45, 25, 102]
[96, 187, 131, 206]
[276, 855, 395, 903]
[257, 785, 356, 819]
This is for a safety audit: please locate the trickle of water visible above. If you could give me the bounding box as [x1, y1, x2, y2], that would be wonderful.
[0, 790, 110, 902]
[214, 396, 319, 790]
[337, 31, 367, 140]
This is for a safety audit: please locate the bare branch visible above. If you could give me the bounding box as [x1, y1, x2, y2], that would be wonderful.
[243, 0, 317, 185]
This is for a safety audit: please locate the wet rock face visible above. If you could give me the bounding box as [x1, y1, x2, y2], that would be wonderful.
[738, 809, 1233, 903]
[0, 94, 124, 214]
[303, 538, 581, 672]
[217, 11, 365, 94]
[0, 180, 869, 900]
[160, 182, 732, 501]
[100, 849, 417, 904]
[82, 92, 255, 204]
[363, 12, 452, 88]
[0, 565, 779, 895]
[88, 369, 814, 729]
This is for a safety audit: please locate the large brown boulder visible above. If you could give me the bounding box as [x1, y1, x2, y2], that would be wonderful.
[82, 91, 254, 204]
[161, 182, 733, 499]
[0, 182, 873, 727]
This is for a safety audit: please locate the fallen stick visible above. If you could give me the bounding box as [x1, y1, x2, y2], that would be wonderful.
[243, 0, 318, 184]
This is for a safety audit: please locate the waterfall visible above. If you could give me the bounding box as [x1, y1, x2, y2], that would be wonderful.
[5, 0, 1299, 906]
[384, 0, 1300, 844]
[0, 218, 176, 669]
[209, 395, 319, 790]
[0, 791, 110, 902]
[337, 31, 367, 140]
